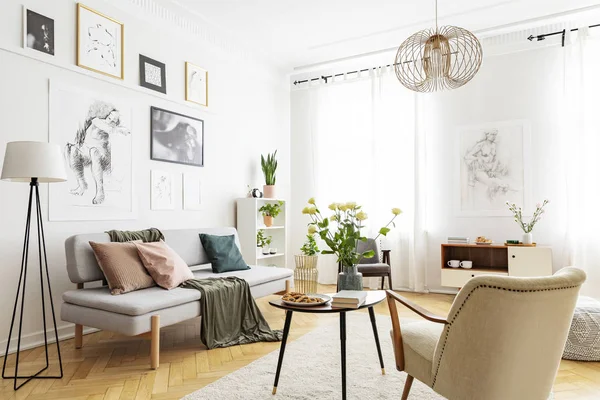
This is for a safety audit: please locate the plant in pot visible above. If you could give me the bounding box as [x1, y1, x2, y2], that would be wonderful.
[257, 229, 272, 255]
[303, 197, 402, 291]
[294, 230, 320, 293]
[261, 150, 278, 198]
[506, 199, 549, 245]
[259, 201, 283, 227]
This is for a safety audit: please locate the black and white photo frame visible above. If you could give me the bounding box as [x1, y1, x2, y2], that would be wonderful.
[23, 7, 55, 56]
[139, 55, 167, 94]
[151, 107, 204, 167]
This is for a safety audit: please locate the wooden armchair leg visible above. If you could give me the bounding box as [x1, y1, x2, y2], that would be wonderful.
[151, 315, 160, 370]
[75, 324, 83, 349]
[401, 375, 414, 400]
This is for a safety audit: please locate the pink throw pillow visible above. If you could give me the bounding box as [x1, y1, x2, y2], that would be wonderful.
[134, 240, 193, 289]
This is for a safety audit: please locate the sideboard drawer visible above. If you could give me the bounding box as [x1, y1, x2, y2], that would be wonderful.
[441, 269, 509, 288]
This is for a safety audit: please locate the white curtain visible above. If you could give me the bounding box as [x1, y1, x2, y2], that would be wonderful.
[562, 28, 600, 296]
[299, 68, 427, 291]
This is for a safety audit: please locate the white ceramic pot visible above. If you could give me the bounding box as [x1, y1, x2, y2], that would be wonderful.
[522, 232, 533, 245]
[262, 247, 270, 255]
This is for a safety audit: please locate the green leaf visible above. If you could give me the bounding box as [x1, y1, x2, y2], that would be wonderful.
[362, 250, 375, 259]
[379, 227, 391, 236]
[321, 250, 335, 255]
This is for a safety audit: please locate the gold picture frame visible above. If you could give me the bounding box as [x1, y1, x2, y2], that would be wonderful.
[76, 3, 124, 79]
[185, 62, 208, 107]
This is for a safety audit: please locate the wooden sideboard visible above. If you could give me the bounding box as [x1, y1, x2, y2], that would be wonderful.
[441, 244, 553, 288]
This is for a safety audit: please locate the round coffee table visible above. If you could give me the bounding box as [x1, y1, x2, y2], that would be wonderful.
[269, 291, 386, 400]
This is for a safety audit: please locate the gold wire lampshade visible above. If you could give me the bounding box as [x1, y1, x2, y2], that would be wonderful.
[394, 4, 483, 92]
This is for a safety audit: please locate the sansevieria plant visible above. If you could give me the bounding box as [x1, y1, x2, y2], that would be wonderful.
[261, 150, 278, 198]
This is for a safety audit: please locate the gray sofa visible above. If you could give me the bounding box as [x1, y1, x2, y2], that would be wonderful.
[61, 227, 293, 369]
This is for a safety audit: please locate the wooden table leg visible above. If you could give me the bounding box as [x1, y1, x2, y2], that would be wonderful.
[273, 310, 293, 395]
[368, 306, 385, 374]
[340, 311, 347, 400]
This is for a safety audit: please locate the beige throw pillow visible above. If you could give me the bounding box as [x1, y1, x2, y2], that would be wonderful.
[134, 240, 193, 289]
[89, 241, 156, 295]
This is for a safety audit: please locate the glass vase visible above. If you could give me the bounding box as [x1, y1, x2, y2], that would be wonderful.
[294, 255, 319, 294]
[337, 265, 363, 291]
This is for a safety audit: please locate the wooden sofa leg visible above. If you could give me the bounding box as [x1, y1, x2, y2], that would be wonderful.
[401, 375, 414, 400]
[75, 324, 83, 349]
[285, 280, 290, 293]
[151, 315, 160, 370]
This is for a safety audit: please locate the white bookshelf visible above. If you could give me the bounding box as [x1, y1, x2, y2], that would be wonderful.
[236, 198, 287, 267]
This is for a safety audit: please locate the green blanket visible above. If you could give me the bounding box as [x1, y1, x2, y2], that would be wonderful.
[106, 228, 164, 243]
[182, 277, 282, 349]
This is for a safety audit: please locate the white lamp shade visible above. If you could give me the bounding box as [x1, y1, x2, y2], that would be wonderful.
[1, 141, 67, 183]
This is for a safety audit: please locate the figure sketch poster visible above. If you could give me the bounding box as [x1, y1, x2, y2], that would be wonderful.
[49, 81, 134, 221]
[457, 120, 531, 217]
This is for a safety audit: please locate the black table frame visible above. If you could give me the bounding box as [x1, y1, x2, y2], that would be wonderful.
[271, 306, 385, 400]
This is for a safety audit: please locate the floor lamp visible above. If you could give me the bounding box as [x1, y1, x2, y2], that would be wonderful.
[1, 141, 67, 390]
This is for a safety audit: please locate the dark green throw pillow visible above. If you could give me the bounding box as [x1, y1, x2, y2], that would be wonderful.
[199, 234, 249, 273]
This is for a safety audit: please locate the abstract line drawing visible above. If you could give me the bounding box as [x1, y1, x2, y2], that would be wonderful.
[185, 62, 208, 106]
[151, 170, 175, 210]
[49, 81, 134, 221]
[77, 4, 124, 79]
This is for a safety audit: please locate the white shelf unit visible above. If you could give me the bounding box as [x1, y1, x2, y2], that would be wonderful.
[236, 198, 287, 268]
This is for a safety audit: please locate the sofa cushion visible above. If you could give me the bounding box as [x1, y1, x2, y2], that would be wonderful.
[89, 241, 155, 295]
[191, 265, 292, 286]
[199, 233, 249, 273]
[135, 240, 194, 290]
[62, 286, 201, 316]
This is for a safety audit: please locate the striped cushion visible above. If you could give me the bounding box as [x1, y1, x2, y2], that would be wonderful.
[89, 241, 155, 295]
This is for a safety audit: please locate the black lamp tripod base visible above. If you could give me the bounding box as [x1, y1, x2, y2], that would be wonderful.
[2, 178, 63, 390]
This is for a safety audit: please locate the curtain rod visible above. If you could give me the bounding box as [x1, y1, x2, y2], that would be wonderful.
[527, 23, 600, 46]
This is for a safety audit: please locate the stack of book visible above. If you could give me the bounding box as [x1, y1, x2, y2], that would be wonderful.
[447, 236, 469, 244]
[331, 290, 368, 309]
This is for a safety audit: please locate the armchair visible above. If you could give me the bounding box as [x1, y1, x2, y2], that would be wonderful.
[387, 267, 586, 400]
[338, 239, 392, 290]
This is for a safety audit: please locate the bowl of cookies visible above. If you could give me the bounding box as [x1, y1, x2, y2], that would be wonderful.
[474, 236, 493, 245]
[281, 292, 331, 307]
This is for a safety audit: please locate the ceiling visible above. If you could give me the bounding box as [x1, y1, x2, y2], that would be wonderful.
[169, 0, 600, 71]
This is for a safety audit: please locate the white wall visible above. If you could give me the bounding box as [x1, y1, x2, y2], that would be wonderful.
[421, 46, 568, 290]
[0, 0, 290, 354]
[290, 45, 570, 292]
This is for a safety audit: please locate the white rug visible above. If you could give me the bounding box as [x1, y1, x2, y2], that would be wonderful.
[183, 314, 444, 399]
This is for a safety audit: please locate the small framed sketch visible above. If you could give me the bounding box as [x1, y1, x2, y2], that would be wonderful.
[139, 54, 166, 94]
[151, 106, 204, 167]
[23, 7, 54, 55]
[183, 174, 202, 210]
[76, 3, 124, 79]
[151, 170, 174, 210]
[185, 62, 208, 106]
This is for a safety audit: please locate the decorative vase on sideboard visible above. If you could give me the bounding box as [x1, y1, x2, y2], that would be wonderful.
[263, 185, 276, 199]
[294, 255, 319, 294]
[338, 265, 363, 291]
[523, 232, 533, 245]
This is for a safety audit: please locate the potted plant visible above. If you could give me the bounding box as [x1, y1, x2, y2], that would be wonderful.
[259, 201, 283, 227]
[506, 200, 549, 244]
[294, 232, 320, 293]
[303, 197, 402, 291]
[261, 150, 278, 198]
[256, 229, 272, 255]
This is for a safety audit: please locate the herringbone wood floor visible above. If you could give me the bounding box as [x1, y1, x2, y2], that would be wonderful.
[1, 286, 599, 399]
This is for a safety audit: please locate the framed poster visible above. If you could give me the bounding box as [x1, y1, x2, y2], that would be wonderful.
[76, 3, 124, 79]
[151, 170, 175, 210]
[183, 173, 202, 210]
[139, 54, 166, 94]
[23, 7, 54, 55]
[150, 106, 204, 167]
[456, 119, 531, 217]
[49, 81, 134, 221]
[185, 62, 208, 106]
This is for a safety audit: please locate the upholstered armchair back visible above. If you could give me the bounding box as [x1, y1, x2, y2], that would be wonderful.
[432, 267, 585, 400]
